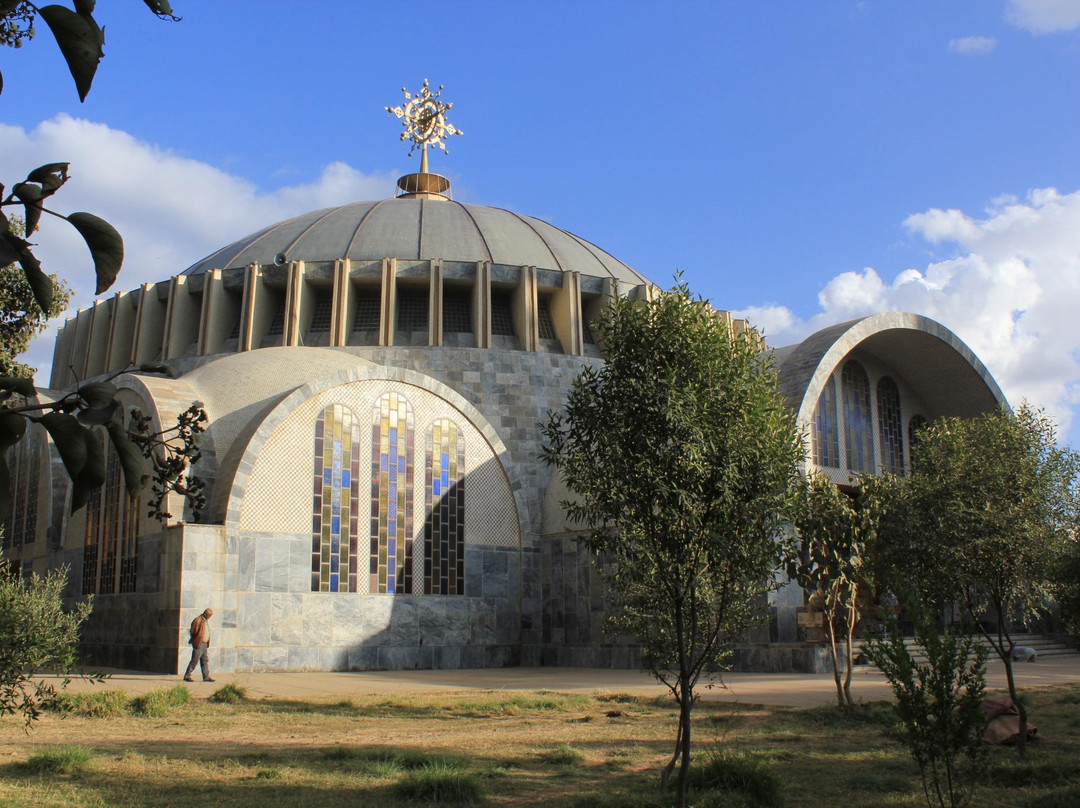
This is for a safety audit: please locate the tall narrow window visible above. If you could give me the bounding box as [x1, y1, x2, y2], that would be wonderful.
[812, 378, 839, 468]
[312, 404, 361, 592]
[443, 289, 472, 333]
[425, 419, 465, 595]
[308, 293, 333, 333]
[5, 431, 40, 547]
[371, 393, 414, 594]
[877, 377, 904, 474]
[82, 430, 139, 595]
[908, 414, 929, 471]
[841, 361, 874, 473]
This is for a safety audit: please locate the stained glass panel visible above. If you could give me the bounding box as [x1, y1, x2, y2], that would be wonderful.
[841, 360, 874, 473]
[371, 393, 414, 594]
[312, 404, 361, 592]
[812, 378, 839, 468]
[877, 377, 904, 474]
[425, 419, 465, 595]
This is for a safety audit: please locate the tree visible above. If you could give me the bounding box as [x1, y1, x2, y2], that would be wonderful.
[0, 555, 97, 727]
[792, 473, 876, 711]
[865, 610, 988, 808]
[541, 280, 803, 807]
[0, 2, 194, 525]
[0, 217, 71, 377]
[876, 404, 1080, 756]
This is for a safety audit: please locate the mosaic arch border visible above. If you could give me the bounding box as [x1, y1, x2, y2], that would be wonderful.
[779, 312, 1008, 471]
[223, 365, 527, 541]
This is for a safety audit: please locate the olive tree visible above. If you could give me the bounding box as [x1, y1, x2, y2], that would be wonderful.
[0, 555, 97, 726]
[792, 473, 876, 711]
[541, 280, 803, 807]
[878, 404, 1080, 756]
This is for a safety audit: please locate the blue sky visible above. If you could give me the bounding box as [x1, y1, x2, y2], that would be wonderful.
[3, 1, 1080, 442]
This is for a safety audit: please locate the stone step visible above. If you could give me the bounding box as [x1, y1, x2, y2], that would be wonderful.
[857, 634, 1078, 666]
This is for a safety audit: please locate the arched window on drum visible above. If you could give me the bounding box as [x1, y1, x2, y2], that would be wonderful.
[812, 377, 840, 468]
[877, 377, 904, 475]
[908, 414, 929, 471]
[312, 404, 362, 593]
[841, 361, 874, 474]
[425, 419, 465, 595]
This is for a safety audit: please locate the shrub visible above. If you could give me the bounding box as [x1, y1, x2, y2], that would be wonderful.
[52, 689, 128, 718]
[209, 682, 248, 704]
[538, 743, 585, 766]
[865, 618, 988, 808]
[393, 761, 484, 803]
[0, 559, 96, 726]
[130, 685, 191, 717]
[24, 745, 94, 774]
[686, 752, 782, 807]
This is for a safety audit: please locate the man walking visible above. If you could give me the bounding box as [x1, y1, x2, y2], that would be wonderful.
[183, 608, 216, 682]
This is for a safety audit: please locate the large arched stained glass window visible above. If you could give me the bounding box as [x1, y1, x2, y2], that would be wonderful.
[4, 430, 41, 549]
[82, 431, 139, 595]
[371, 393, 415, 595]
[877, 377, 904, 475]
[812, 378, 840, 468]
[312, 404, 362, 593]
[908, 414, 929, 471]
[841, 360, 874, 473]
[425, 419, 465, 595]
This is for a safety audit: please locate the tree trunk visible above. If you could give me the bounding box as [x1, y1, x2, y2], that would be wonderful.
[826, 610, 845, 710]
[676, 673, 693, 808]
[843, 600, 856, 710]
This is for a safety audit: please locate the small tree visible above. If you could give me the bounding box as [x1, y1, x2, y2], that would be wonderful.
[865, 610, 988, 808]
[541, 280, 803, 808]
[0, 555, 96, 727]
[880, 404, 1080, 756]
[792, 473, 875, 710]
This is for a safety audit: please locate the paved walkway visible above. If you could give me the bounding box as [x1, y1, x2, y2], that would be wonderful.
[53, 653, 1080, 708]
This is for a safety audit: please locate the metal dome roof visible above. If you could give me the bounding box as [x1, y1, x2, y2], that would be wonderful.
[181, 197, 649, 285]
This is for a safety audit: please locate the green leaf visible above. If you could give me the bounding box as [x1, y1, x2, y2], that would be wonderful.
[38, 411, 88, 486]
[143, 0, 181, 21]
[3, 233, 55, 314]
[77, 401, 120, 426]
[26, 162, 70, 195]
[11, 181, 44, 234]
[39, 4, 105, 102]
[78, 381, 118, 410]
[138, 362, 177, 378]
[66, 212, 124, 294]
[107, 421, 149, 496]
[0, 230, 17, 266]
[0, 411, 27, 450]
[70, 427, 106, 513]
[0, 377, 38, 398]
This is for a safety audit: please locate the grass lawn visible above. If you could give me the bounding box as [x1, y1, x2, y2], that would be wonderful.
[1, 682, 1079, 807]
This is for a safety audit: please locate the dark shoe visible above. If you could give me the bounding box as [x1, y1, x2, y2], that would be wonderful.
[183, 676, 193, 682]
[204, 678, 216, 682]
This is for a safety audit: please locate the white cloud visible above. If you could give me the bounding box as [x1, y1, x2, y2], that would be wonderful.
[948, 35, 998, 55]
[0, 115, 396, 383]
[1006, 0, 1080, 33]
[736, 187, 1080, 438]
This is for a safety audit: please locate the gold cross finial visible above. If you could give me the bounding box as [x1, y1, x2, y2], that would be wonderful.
[386, 79, 463, 159]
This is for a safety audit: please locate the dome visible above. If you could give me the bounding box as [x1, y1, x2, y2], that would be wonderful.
[182, 198, 649, 286]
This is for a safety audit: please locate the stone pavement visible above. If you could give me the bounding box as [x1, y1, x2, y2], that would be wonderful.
[52, 653, 1080, 709]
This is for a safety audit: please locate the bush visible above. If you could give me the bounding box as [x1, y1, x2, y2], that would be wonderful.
[393, 761, 484, 803]
[538, 743, 585, 766]
[24, 745, 94, 774]
[686, 752, 783, 807]
[865, 617, 988, 808]
[130, 685, 191, 717]
[52, 689, 129, 718]
[209, 682, 248, 704]
[0, 559, 96, 726]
